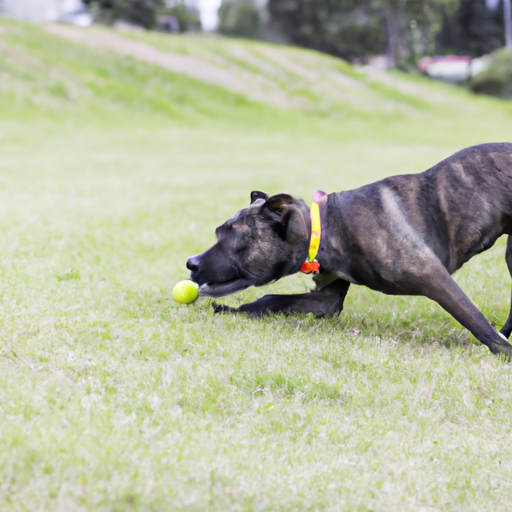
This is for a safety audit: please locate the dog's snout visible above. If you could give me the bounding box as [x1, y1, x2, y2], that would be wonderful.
[186, 255, 200, 272]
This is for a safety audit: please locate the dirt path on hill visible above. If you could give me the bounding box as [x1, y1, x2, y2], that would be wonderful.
[44, 24, 434, 111]
[44, 24, 291, 107]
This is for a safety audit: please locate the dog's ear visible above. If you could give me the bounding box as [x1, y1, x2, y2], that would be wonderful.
[250, 191, 268, 204]
[265, 194, 309, 242]
[265, 193, 294, 213]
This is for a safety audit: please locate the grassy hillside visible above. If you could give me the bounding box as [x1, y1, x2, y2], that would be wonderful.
[1, 18, 512, 511]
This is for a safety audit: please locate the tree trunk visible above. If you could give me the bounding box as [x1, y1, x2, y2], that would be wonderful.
[384, 1, 397, 69]
[505, 0, 512, 48]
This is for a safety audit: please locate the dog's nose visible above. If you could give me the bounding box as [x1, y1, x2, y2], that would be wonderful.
[186, 256, 200, 272]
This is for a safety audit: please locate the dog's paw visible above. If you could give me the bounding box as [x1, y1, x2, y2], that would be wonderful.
[212, 302, 238, 314]
[493, 342, 512, 361]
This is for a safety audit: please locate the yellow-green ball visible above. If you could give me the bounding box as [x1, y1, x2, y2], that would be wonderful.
[173, 280, 199, 304]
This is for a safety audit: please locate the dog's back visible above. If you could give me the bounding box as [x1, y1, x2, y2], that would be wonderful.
[328, 142, 512, 278]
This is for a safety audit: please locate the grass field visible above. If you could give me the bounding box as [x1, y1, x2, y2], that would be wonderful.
[2, 18, 512, 511]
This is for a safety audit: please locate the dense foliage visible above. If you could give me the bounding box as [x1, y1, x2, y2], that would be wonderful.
[218, 0, 264, 39]
[85, 0, 511, 71]
[84, 0, 200, 30]
[267, 0, 385, 61]
[84, 0, 163, 28]
[439, 0, 505, 57]
[218, 0, 508, 68]
[469, 47, 512, 97]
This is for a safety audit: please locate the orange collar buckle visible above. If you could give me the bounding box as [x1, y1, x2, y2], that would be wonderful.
[300, 260, 320, 274]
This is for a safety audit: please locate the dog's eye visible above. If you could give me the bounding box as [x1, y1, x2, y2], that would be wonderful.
[215, 224, 234, 240]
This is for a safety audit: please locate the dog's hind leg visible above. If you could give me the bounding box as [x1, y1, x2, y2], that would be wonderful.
[213, 279, 350, 318]
[419, 265, 512, 357]
[500, 235, 512, 338]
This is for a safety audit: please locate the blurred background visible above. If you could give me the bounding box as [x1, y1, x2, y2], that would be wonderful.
[2, 0, 512, 96]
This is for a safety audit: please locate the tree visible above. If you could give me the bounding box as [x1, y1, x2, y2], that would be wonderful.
[267, 0, 459, 68]
[218, 0, 263, 39]
[84, 0, 165, 29]
[374, 0, 461, 68]
[382, 0, 397, 68]
[267, 0, 385, 62]
[159, 3, 202, 32]
[504, 0, 512, 47]
[437, 0, 504, 57]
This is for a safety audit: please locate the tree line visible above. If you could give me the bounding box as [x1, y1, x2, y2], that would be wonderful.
[219, 0, 512, 68]
[83, 0, 201, 32]
[84, 0, 512, 69]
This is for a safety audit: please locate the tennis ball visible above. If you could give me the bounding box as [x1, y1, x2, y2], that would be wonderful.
[173, 280, 199, 304]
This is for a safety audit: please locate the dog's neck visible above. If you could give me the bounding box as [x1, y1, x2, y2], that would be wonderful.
[300, 190, 327, 274]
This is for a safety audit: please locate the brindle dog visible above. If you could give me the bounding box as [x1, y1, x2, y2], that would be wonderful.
[187, 143, 512, 357]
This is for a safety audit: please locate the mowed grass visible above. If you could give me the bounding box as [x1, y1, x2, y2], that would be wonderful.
[2, 18, 512, 511]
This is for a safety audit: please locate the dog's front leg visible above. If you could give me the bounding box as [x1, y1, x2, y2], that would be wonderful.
[418, 266, 512, 357]
[214, 279, 350, 318]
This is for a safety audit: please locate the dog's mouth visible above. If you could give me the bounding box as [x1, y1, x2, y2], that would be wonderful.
[199, 278, 255, 298]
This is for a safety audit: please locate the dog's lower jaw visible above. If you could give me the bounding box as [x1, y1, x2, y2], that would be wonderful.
[197, 259, 305, 300]
[198, 278, 255, 298]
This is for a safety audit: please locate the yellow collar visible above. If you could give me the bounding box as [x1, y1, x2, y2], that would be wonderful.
[300, 198, 322, 274]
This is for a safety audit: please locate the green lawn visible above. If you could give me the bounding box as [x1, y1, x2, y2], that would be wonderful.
[1, 18, 512, 511]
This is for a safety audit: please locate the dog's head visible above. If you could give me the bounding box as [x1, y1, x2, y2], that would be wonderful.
[187, 191, 311, 298]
